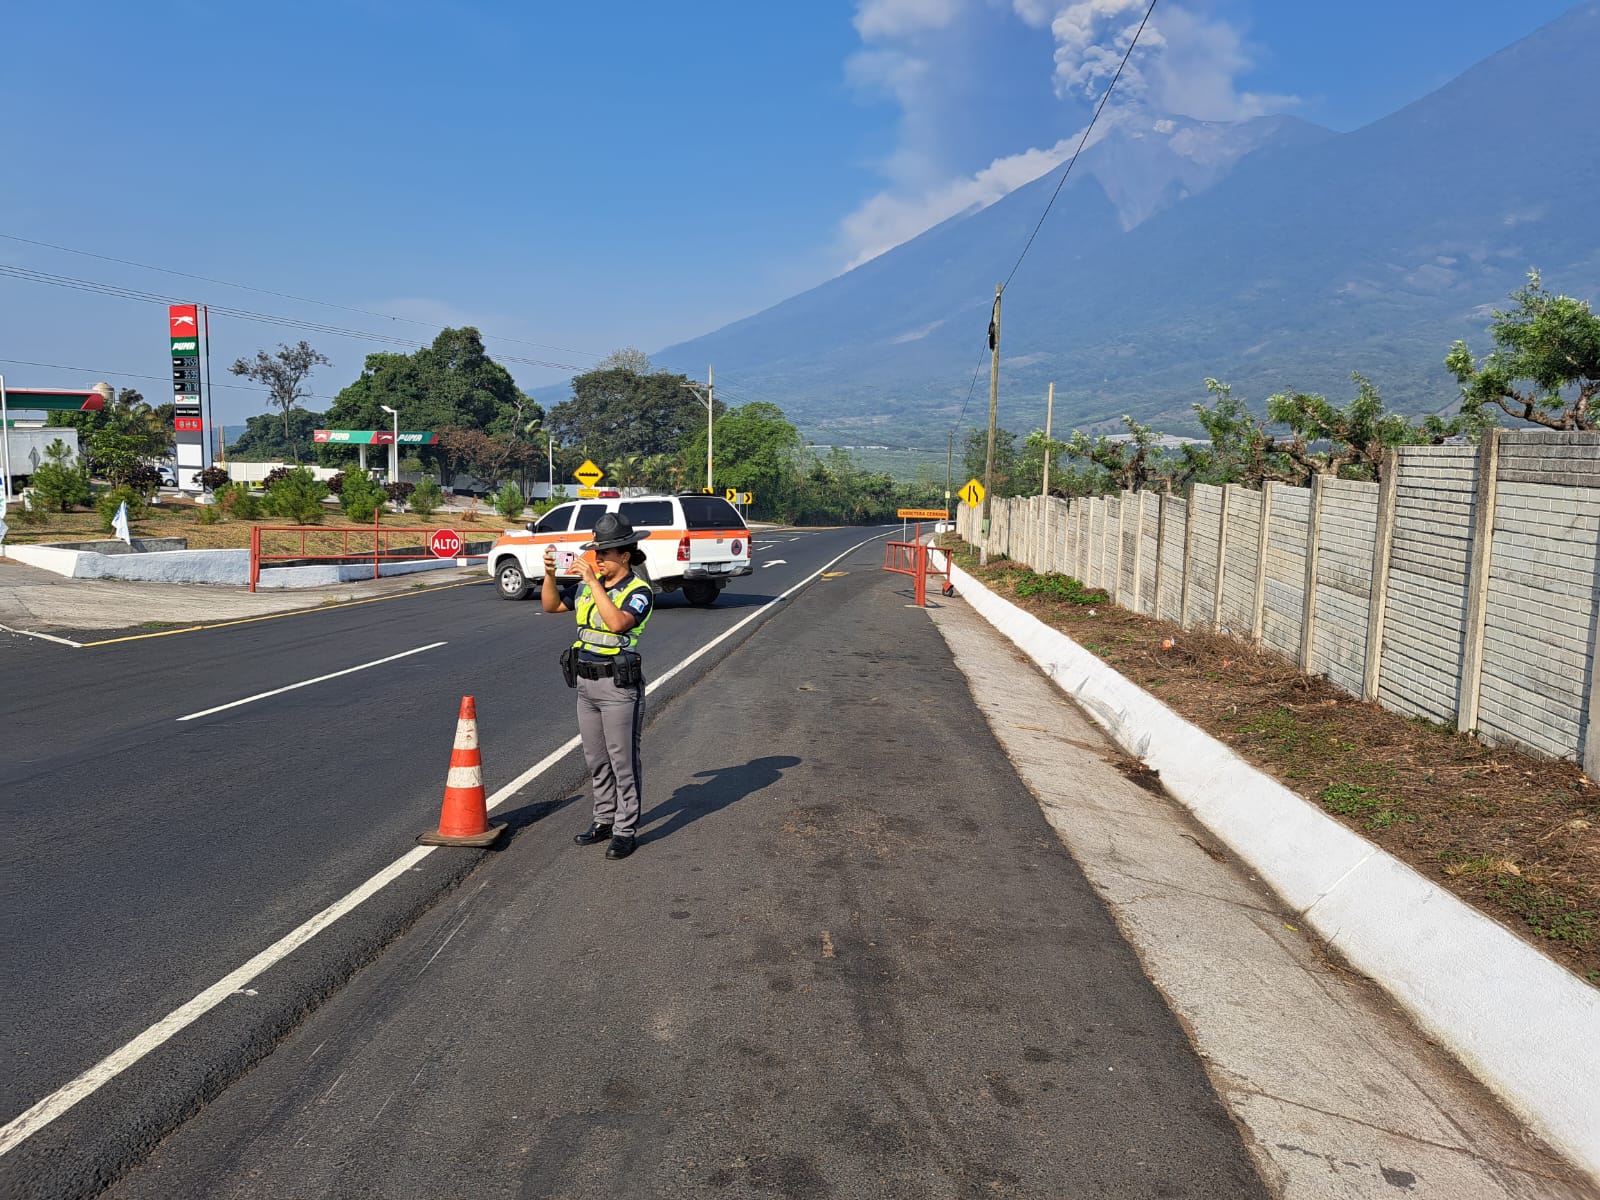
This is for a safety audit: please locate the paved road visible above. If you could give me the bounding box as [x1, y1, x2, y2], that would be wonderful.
[0, 526, 888, 1199]
[99, 535, 1267, 1200]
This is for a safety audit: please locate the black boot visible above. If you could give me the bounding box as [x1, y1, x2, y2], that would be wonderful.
[574, 822, 613, 846]
[605, 834, 637, 860]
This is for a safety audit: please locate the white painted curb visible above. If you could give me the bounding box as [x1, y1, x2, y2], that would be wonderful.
[7, 544, 461, 588]
[949, 561, 1600, 1181]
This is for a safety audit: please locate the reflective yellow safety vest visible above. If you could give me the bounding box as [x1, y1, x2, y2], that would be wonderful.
[573, 573, 653, 656]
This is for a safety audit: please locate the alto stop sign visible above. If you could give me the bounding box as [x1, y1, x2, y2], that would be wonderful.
[429, 529, 463, 558]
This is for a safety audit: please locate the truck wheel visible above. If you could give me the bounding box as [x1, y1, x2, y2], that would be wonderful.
[682, 580, 718, 607]
[496, 560, 530, 600]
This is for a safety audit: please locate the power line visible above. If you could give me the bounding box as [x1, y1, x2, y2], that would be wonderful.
[0, 264, 591, 373]
[0, 356, 343, 403]
[0, 231, 605, 362]
[1002, 0, 1157, 293]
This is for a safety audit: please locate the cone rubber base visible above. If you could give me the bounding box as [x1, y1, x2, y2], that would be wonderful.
[418, 821, 506, 847]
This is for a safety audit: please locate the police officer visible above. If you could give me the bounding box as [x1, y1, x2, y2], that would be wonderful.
[542, 512, 654, 860]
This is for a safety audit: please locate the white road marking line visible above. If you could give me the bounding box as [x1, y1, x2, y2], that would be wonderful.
[0, 623, 83, 648]
[761, 560, 787, 569]
[175, 643, 447, 722]
[0, 530, 892, 1157]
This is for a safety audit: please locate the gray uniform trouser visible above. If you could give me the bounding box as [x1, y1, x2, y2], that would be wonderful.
[575, 672, 646, 836]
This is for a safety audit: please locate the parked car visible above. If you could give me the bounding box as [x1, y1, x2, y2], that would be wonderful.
[155, 464, 179, 487]
[487, 493, 753, 605]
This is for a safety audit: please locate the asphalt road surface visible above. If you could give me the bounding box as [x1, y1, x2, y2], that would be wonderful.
[0, 526, 893, 1198]
[84, 536, 1268, 1199]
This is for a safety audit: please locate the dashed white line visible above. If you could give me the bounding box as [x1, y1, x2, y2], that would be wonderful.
[176, 643, 447, 721]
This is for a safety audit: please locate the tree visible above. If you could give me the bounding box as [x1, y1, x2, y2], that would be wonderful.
[1265, 373, 1431, 483]
[962, 428, 1018, 496]
[229, 409, 327, 461]
[596, 347, 654, 375]
[1446, 271, 1600, 431]
[230, 341, 331, 462]
[677, 401, 802, 509]
[48, 387, 173, 478]
[435, 426, 533, 489]
[548, 367, 708, 467]
[321, 327, 535, 481]
[29, 439, 92, 511]
[1064, 417, 1163, 492]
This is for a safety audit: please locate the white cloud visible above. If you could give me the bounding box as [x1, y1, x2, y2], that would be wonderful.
[839, 0, 1298, 267]
[854, 0, 965, 39]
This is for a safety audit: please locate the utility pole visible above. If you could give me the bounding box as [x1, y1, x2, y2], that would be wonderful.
[983, 283, 1002, 540]
[945, 428, 953, 526]
[1042, 381, 1054, 497]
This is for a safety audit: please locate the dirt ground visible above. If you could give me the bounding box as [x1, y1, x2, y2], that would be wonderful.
[946, 539, 1599, 988]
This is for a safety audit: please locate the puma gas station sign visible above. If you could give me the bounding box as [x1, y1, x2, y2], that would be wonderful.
[168, 304, 210, 488]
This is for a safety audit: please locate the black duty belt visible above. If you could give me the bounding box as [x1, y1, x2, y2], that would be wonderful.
[575, 660, 616, 680]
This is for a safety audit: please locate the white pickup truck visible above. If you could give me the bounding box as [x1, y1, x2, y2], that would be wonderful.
[488, 492, 754, 606]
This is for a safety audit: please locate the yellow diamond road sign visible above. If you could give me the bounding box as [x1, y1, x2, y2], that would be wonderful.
[574, 459, 603, 487]
[959, 478, 985, 507]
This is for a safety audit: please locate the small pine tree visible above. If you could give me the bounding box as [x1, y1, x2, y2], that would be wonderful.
[408, 478, 442, 517]
[339, 469, 383, 523]
[495, 482, 525, 521]
[264, 467, 328, 524]
[29, 439, 92, 511]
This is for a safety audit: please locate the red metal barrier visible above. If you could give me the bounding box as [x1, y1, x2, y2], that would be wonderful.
[248, 522, 487, 592]
[883, 530, 951, 607]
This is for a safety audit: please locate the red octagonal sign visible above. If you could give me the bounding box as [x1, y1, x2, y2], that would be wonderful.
[429, 529, 463, 559]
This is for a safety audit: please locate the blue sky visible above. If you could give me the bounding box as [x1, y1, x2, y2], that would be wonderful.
[0, 0, 1580, 428]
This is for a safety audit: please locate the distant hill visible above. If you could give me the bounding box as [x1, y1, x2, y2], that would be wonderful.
[653, 2, 1600, 448]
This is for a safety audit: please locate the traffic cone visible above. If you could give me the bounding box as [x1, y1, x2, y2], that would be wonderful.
[419, 696, 505, 847]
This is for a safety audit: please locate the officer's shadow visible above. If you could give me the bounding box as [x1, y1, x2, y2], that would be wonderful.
[639, 755, 801, 845]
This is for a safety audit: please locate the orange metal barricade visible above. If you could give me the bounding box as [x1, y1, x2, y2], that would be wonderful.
[883, 524, 951, 607]
[248, 522, 486, 592]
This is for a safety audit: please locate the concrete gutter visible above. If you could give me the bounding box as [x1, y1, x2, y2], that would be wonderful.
[949, 560, 1600, 1183]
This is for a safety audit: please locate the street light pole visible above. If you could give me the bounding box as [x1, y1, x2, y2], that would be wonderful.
[1, 374, 10, 505]
[682, 364, 715, 492]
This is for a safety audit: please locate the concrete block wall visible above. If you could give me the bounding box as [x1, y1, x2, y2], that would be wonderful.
[1261, 483, 1309, 660]
[1476, 479, 1600, 759]
[958, 430, 1600, 772]
[1157, 496, 1186, 624]
[1221, 487, 1261, 636]
[1186, 485, 1223, 628]
[1311, 477, 1379, 697]
[1379, 446, 1478, 725]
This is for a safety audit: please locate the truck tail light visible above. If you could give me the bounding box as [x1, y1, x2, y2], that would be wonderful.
[677, 535, 690, 562]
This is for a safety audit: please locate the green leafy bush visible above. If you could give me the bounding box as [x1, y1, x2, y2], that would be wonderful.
[408, 478, 442, 517]
[29, 439, 92, 511]
[264, 467, 328, 524]
[1014, 572, 1108, 605]
[339, 469, 383, 523]
[495, 482, 525, 521]
[96, 485, 149, 533]
[196, 503, 221, 525]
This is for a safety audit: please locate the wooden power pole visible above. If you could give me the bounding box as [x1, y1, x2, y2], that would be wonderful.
[983, 284, 1001, 532]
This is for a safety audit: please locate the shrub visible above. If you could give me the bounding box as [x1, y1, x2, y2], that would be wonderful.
[495, 482, 525, 521]
[120, 463, 163, 498]
[29, 439, 92, 511]
[385, 481, 415, 505]
[96, 485, 149, 533]
[1014, 572, 1108, 605]
[220, 482, 264, 521]
[326, 471, 347, 495]
[196, 465, 231, 492]
[196, 503, 221, 525]
[407, 478, 441, 517]
[339, 469, 383, 523]
[261, 466, 295, 491]
[263, 467, 328, 524]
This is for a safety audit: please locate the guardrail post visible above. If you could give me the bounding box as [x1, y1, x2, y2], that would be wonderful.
[249, 525, 260, 593]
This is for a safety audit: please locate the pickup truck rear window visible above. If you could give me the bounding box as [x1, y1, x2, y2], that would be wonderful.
[620, 500, 674, 528]
[679, 496, 747, 530]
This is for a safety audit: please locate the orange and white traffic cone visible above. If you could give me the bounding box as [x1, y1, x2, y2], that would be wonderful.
[419, 695, 505, 847]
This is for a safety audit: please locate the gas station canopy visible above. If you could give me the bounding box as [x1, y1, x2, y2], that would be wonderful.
[313, 430, 438, 445]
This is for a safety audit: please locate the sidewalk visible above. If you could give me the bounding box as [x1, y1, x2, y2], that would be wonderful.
[103, 549, 1592, 1199]
[0, 557, 486, 642]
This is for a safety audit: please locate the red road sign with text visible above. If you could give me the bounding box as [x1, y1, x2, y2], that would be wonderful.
[429, 529, 463, 558]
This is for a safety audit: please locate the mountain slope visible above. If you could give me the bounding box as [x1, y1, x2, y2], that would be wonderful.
[655, 2, 1600, 446]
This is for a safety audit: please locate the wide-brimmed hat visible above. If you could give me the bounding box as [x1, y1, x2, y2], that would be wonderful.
[581, 512, 652, 551]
